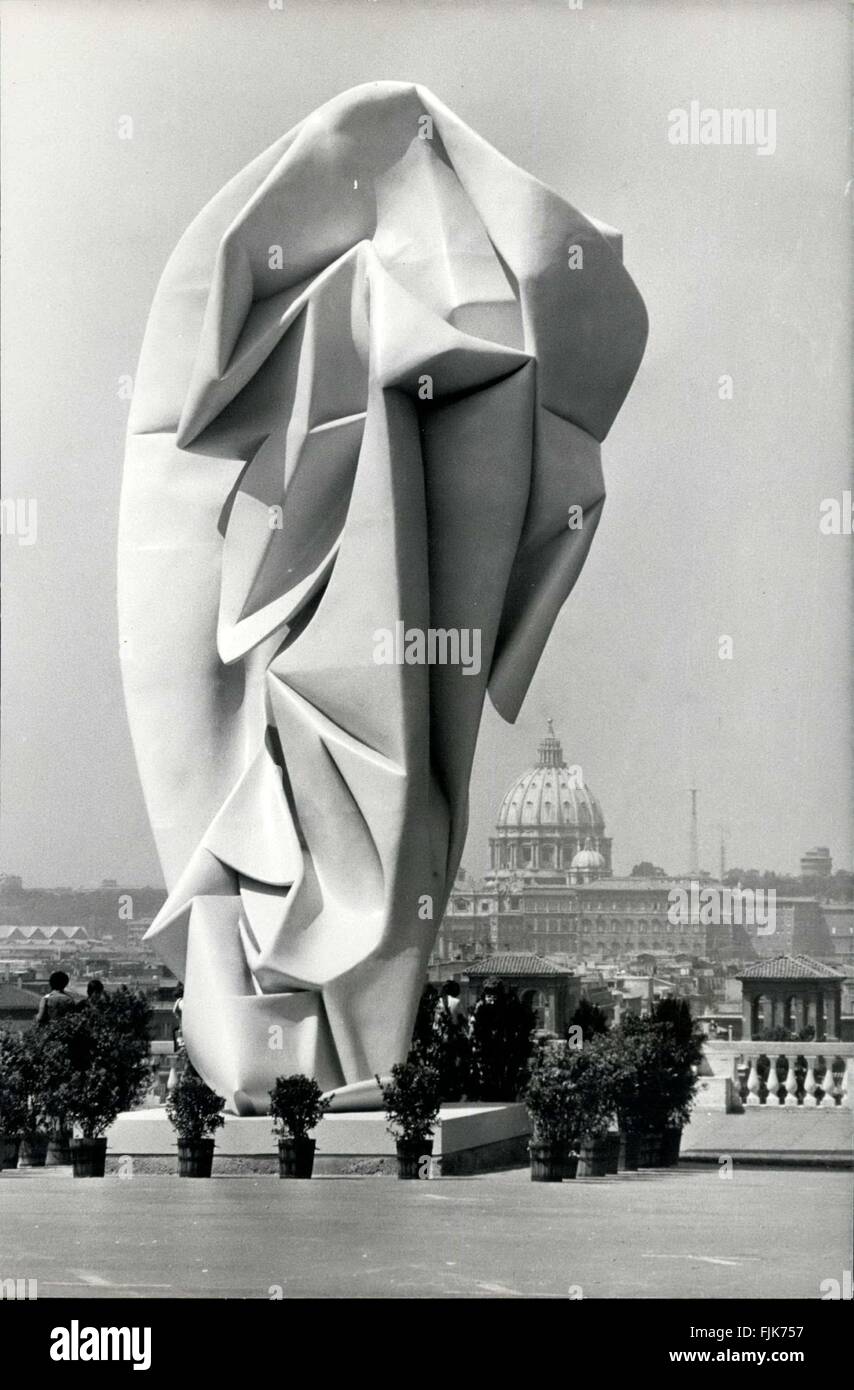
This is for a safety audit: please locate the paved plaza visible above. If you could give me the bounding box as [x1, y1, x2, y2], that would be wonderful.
[1, 1165, 849, 1299]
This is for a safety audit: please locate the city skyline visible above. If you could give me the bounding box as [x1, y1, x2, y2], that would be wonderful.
[2, 0, 850, 885]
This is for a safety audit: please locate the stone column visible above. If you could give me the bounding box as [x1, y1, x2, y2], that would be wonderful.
[825, 987, 840, 1041]
[742, 988, 756, 1041]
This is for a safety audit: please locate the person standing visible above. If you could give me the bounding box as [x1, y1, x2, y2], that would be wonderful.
[36, 971, 76, 1026]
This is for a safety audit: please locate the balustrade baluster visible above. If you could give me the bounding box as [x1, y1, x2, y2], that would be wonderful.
[819, 1058, 838, 1108]
[737, 1060, 750, 1106]
[765, 1055, 780, 1106]
[784, 1054, 800, 1106]
[802, 1055, 818, 1107]
[746, 1056, 761, 1106]
[839, 1057, 854, 1111]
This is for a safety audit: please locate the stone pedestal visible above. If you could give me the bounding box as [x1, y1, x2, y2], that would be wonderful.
[107, 1102, 531, 1176]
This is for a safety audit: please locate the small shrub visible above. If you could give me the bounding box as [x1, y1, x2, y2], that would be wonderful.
[0, 1030, 29, 1135]
[269, 1074, 331, 1141]
[378, 1060, 441, 1144]
[569, 998, 610, 1040]
[33, 994, 153, 1138]
[166, 1071, 226, 1141]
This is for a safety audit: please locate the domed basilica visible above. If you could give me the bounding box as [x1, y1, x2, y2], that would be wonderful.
[489, 721, 611, 881]
[432, 723, 749, 966]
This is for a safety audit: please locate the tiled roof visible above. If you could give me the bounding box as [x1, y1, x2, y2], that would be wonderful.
[737, 954, 845, 981]
[465, 953, 572, 978]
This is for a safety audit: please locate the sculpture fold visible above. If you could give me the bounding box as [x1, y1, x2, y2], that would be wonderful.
[118, 82, 647, 1112]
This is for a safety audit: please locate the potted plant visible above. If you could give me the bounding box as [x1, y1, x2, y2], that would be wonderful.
[17, 1027, 52, 1167]
[607, 1026, 659, 1172]
[165, 1070, 225, 1176]
[0, 1029, 28, 1169]
[46, 1127, 74, 1167]
[525, 1054, 580, 1181]
[378, 1060, 441, 1179]
[651, 999, 703, 1165]
[269, 1074, 332, 1179]
[567, 1035, 621, 1177]
[35, 1033, 74, 1168]
[616, 1003, 702, 1168]
[35, 991, 153, 1176]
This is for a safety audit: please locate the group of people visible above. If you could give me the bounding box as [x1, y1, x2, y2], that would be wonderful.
[35, 971, 106, 1026]
[418, 977, 537, 1103]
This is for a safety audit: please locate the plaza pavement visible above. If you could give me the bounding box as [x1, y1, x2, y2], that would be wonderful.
[0, 1165, 849, 1299]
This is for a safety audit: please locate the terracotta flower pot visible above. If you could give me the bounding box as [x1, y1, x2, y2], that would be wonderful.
[529, 1140, 564, 1182]
[618, 1131, 641, 1171]
[638, 1132, 663, 1168]
[0, 1134, 21, 1170]
[660, 1125, 683, 1167]
[605, 1132, 621, 1174]
[577, 1135, 610, 1177]
[19, 1133, 48, 1167]
[278, 1136, 316, 1179]
[71, 1137, 107, 1178]
[396, 1137, 433, 1180]
[177, 1138, 215, 1177]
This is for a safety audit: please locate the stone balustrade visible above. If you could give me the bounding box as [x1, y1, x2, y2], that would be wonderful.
[735, 1050, 852, 1108]
[699, 1041, 854, 1112]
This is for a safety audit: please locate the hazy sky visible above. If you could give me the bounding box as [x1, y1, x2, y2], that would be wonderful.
[1, 0, 850, 887]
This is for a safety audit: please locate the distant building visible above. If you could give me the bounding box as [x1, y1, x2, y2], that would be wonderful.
[800, 847, 833, 877]
[452, 953, 580, 1034]
[742, 897, 834, 961]
[737, 954, 845, 1041]
[822, 903, 854, 966]
[434, 724, 755, 966]
[0, 924, 89, 947]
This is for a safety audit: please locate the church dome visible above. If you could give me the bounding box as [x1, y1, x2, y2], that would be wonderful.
[571, 839, 606, 870]
[496, 722, 605, 831]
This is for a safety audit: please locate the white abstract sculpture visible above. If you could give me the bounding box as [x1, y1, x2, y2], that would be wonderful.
[118, 82, 647, 1113]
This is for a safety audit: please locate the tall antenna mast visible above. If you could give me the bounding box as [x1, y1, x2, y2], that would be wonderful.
[688, 787, 700, 878]
[719, 823, 726, 882]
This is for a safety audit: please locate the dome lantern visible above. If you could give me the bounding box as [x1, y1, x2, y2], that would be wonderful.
[537, 718, 565, 768]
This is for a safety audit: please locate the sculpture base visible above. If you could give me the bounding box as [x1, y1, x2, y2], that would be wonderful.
[107, 1102, 531, 1176]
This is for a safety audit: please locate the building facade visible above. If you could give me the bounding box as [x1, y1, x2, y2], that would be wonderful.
[433, 726, 836, 969]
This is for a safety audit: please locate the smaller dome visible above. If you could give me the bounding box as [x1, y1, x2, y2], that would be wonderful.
[571, 838, 605, 870]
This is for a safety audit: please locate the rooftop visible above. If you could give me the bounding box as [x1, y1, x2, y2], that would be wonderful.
[464, 953, 573, 978]
[737, 954, 846, 981]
